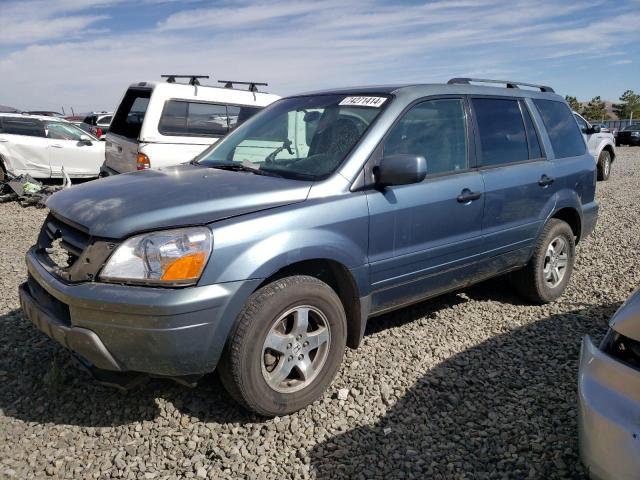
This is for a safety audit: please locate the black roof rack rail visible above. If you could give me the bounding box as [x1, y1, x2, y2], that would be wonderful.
[161, 75, 210, 86]
[218, 80, 268, 92]
[447, 77, 555, 93]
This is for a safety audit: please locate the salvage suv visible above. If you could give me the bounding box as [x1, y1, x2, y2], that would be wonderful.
[20, 78, 598, 416]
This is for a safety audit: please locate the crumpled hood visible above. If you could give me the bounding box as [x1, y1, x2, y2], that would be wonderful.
[46, 164, 311, 238]
[610, 287, 640, 340]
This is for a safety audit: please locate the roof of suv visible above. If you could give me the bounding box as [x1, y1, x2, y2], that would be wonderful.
[294, 81, 563, 103]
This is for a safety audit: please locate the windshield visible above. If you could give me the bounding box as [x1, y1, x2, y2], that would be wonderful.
[624, 124, 640, 131]
[45, 121, 98, 141]
[196, 94, 388, 180]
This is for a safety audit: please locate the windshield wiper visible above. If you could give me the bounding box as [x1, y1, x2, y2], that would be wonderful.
[208, 162, 283, 177]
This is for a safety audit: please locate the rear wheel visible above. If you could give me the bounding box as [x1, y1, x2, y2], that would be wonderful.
[597, 150, 612, 181]
[513, 219, 575, 304]
[218, 275, 347, 416]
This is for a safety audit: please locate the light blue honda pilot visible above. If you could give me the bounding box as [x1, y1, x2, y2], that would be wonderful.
[20, 78, 598, 416]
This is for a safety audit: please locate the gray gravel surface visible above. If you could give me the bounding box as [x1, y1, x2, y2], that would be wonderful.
[1, 148, 640, 479]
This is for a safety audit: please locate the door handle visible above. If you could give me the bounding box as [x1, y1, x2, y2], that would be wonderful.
[457, 189, 482, 203]
[538, 174, 555, 187]
[50, 144, 63, 148]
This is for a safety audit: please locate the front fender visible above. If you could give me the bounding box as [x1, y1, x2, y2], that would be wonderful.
[200, 194, 370, 291]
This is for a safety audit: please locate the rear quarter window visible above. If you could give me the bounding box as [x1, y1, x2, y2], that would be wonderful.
[533, 99, 585, 158]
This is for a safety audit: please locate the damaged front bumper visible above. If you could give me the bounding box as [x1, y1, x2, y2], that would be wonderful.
[21, 247, 261, 383]
[578, 335, 640, 479]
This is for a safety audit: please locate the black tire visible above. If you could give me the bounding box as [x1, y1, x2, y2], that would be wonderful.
[0, 158, 6, 183]
[615, 141, 621, 147]
[218, 275, 347, 416]
[513, 219, 576, 304]
[597, 150, 612, 181]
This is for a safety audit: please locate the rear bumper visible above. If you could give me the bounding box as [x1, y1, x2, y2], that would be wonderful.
[578, 335, 640, 480]
[22, 247, 261, 376]
[99, 164, 120, 176]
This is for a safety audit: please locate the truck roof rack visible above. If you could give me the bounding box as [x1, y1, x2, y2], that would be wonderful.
[447, 78, 555, 93]
[218, 80, 268, 92]
[161, 75, 210, 86]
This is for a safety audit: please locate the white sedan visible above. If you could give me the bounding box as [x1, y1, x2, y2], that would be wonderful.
[0, 113, 105, 181]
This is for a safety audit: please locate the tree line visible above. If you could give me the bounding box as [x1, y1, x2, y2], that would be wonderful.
[565, 90, 640, 121]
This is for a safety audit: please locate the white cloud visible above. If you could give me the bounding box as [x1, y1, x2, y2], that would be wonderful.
[0, 0, 638, 111]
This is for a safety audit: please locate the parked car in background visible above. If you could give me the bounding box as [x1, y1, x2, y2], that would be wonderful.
[616, 123, 640, 147]
[0, 113, 104, 181]
[102, 75, 280, 175]
[20, 78, 598, 416]
[573, 112, 616, 181]
[81, 112, 113, 140]
[579, 287, 640, 479]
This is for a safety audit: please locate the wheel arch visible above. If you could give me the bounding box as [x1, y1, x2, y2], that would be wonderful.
[551, 207, 582, 243]
[255, 258, 368, 350]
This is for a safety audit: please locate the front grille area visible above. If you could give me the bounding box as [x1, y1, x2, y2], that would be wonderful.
[38, 214, 91, 272]
[35, 213, 117, 283]
[27, 275, 70, 325]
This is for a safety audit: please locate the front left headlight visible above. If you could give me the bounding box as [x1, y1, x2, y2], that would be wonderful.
[100, 227, 212, 286]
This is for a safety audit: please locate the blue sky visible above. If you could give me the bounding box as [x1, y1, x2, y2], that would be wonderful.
[0, 0, 638, 112]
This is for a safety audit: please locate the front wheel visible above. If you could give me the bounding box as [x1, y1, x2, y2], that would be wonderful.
[513, 219, 576, 304]
[218, 275, 347, 416]
[597, 150, 612, 181]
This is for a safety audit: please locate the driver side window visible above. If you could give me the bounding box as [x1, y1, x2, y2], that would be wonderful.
[384, 98, 468, 175]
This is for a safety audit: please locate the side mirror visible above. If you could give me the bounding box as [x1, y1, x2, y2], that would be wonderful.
[587, 125, 601, 134]
[79, 135, 93, 146]
[375, 154, 427, 188]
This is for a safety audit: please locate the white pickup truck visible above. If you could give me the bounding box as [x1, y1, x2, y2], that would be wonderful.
[573, 112, 616, 181]
[102, 76, 280, 175]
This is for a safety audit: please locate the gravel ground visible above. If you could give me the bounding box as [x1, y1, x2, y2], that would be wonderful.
[1, 148, 639, 479]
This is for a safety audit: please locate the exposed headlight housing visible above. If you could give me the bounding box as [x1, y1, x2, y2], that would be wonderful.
[100, 227, 212, 286]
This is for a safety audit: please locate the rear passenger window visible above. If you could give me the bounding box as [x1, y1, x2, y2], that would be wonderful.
[159, 101, 250, 136]
[1, 117, 45, 137]
[472, 98, 528, 166]
[384, 98, 468, 175]
[534, 99, 585, 158]
[521, 102, 543, 159]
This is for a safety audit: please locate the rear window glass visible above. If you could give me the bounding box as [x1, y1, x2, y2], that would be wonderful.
[159, 101, 263, 137]
[0, 117, 45, 137]
[109, 88, 151, 139]
[533, 99, 585, 158]
[472, 98, 528, 166]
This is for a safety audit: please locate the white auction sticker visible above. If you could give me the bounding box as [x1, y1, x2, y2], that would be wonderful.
[339, 96, 387, 107]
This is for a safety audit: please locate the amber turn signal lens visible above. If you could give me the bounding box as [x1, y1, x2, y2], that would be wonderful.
[161, 252, 207, 281]
[136, 153, 150, 170]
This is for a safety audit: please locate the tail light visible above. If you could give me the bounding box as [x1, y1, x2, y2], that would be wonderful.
[136, 153, 150, 170]
[95, 127, 102, 138]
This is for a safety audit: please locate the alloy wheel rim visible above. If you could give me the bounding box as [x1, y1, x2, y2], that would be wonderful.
[261, 305, 331, 393]
[543, 236, 569, 288]
[604, 157, 610, 176]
